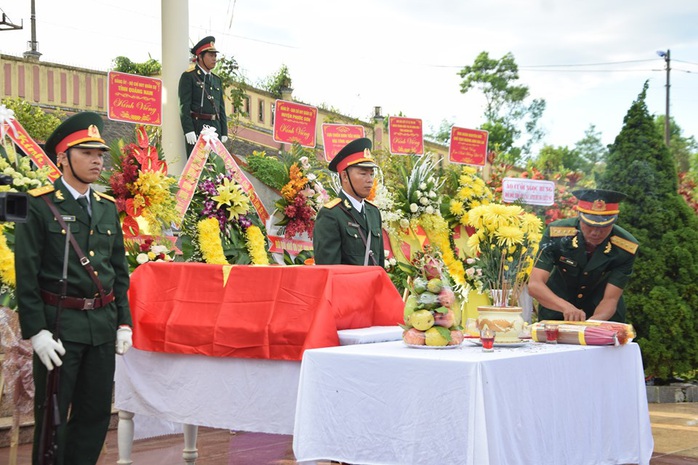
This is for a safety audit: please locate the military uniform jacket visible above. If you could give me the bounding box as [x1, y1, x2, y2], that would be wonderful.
[15, 178, 132, 345]
[178, 65, 227, 137]
[534, 217, 639, 322]
[313, 191, 385, 267]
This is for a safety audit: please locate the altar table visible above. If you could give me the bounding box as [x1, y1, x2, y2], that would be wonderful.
[116, 263, 404, 462]
[293, 341, 654, 465]
[129, 262, 404, 360]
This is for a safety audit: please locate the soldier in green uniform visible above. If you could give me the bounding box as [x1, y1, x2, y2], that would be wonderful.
[528, 189, 639, 323]
[313, 138, 384, 267]
[178, 35, 228, 156]
[15, 112, 132, 465]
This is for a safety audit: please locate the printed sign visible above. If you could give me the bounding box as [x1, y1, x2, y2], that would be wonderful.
[502, 177, 556, 206]
[108, 71, 163, 126]
[321, 124, 365, 162]
[273, 100, 318, 147]
[449, 127, 488, 166]
[388, 116, 424, 155]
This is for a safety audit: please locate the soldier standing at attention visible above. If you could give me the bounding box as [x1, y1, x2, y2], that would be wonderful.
[178, 35, 228, 156]
[313, 138, 385, 267]
[528, 188, 639, 323]
[15, 112, 132, 465]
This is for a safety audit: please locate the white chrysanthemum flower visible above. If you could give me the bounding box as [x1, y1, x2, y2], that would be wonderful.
[419, 182, 427, 190]
[399, 218, 410, 229]
[409, 203, 418, 213]
[419, 197, 429, 206]
[136, 253, 150, 264]
[426, 205, 434, 215]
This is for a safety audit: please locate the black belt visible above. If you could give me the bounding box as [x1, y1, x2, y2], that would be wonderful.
[41, 289, 115, 311]
[191, 112, 217, 121]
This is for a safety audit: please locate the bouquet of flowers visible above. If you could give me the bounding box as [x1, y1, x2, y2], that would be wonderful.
[465, 204, 543, 306]
[442, 165, 493, 228]
[275, 155, 328, 239]
[124, 237, 175, 272]
[180, 155, 269, 265]
[100, 126, 179, 238]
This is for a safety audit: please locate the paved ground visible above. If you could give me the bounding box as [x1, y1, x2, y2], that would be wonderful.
[2, 402, 697, 464]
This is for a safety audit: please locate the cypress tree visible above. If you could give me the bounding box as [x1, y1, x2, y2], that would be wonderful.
[599, 82, 698, 379]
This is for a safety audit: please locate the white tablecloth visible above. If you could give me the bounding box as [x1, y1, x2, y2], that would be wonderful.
[115, 348, 301, 438]
[293, 341, 654, 465]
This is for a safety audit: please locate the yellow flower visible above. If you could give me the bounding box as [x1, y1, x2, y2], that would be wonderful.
[245, 225, 269, 265]
[449, 199, 464, 217]
[212, 178, 251, 220]
[197, 218, 228, 265]
[0, 225, 15, 288]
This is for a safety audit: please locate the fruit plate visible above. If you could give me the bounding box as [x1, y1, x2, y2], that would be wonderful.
[403, 342, 463, 350]
[465, 339, 531, 348]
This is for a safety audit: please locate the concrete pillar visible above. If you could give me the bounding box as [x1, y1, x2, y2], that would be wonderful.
[372, 106, 384, 151]
[161, 0, 189, 175]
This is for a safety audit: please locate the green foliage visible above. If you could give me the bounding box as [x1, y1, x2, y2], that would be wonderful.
[246, 151, 290, 190]
[457, 51, 546, 165]
[600, 81, 698, 379]
[425, 119, 454, 144]
[574, 124, 608, 174]
[111, 55, 161, 76]
[258, 64, 292, 97]
[1, 97, 63, 142]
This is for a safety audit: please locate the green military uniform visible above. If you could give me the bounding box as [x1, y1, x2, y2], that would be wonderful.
[313, 190, 385, 267]
[178, 36, 227, 155]
[534, 217, 639, 322]
[15, 113, 131, 465]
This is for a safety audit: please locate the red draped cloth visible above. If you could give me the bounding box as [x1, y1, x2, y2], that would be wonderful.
[129, 263, 404, 361]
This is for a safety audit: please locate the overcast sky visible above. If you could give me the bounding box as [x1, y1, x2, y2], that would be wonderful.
[2, 0, 698, 153]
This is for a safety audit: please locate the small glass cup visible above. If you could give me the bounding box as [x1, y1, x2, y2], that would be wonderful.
[544, 323, 559, 344]
[480, 328, 495, 352]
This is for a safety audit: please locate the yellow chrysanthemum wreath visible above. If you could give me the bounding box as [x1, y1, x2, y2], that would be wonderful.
[197, 218, 228, 265]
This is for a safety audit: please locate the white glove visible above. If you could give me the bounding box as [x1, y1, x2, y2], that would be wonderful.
[221, 135, 228, 144]
[185, 131, 197, 145]
[116, 326, 133, 355]
[31, 329, 66, 371]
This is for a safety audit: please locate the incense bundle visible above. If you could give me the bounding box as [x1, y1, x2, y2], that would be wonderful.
[531, 320, 635, 346]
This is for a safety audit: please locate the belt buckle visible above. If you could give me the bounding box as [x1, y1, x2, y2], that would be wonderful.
[82, 298, 95, 310]
[211, 115, 217, 121]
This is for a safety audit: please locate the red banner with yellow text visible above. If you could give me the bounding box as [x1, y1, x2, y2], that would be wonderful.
[108, 71, 163, 126]
[273, 100, 318, 148]
[321, 124, 365, 162]
[449, 127, 488, 166]
[1, 119, 61, 182]
[389, 116, 424, 155]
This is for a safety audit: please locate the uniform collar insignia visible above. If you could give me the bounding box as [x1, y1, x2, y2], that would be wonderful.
[572, 236, 578, 249]
[55, 190, 64, 201]
[343, 199, 352, 210]
[604, 242, 612, 254]
[93, 191, 101, 202]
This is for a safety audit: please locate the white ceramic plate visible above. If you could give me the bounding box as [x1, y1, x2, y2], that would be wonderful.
[404, 342, 463, 349]
[466, 339, 531, 348]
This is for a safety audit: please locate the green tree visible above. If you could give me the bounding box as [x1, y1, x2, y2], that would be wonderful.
[457, 51, 546, 165]
[529, 145, 578, 177]
[598, 82, 698, 379]
[655, 115, 698, 173]
[425, 119, 453, 144]
[1, 97, 63, 142]
[573, 124, 608, 175]
[110, 55, 162, 76]
[258, 64, 293, 98]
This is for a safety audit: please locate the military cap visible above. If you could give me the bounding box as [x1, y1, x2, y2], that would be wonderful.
[191, 36, 218, 56]
[573, 188, 627, 227]
[45, 112, 109, 164]
[328, 138, 377, 173]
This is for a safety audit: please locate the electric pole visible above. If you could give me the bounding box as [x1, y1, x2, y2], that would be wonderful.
[657, 49, 671, 147]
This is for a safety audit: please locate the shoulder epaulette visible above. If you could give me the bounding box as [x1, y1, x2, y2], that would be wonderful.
[94, 191, 115, 202]
[27, 185, 54, 197]
[550, 226, 577, 238]
[323, 198, 341, 209]
[610, 235, 639, 255]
